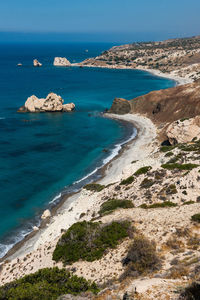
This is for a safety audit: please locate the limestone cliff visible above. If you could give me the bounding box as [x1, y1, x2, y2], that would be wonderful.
[53, 57, 71, 66]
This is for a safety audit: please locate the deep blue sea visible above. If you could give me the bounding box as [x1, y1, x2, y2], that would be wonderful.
[0, 42, 175, 257]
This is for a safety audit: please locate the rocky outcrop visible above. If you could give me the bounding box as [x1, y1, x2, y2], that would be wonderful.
[41, 209, 51, 220]
[108, 98, 131, 115]
[18, 93, 75, 113]
[53, 57, 71, 66]
[33, 59, 42, 67]
[109, 80, 200, 123]
[166, 116, 200, 145]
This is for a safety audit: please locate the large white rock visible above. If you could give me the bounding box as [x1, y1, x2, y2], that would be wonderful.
[18, 93, 75, 113]
[41, 209, 51, 220]
[166, 116, 200, 144]
[62, 103, 75, 112]
[53, 57, 71, 66]
[33, 59, 42, 67]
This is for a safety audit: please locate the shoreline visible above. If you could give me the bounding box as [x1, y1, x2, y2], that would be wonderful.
[0, 113, 157, 275]
[0, 63, 185, 263]
[0, 115, 138, 262]
[73, 63, 192, 86]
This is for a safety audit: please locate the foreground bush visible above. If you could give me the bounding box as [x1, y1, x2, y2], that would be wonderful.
[134, 166, 152, 176]
[53, 220, 131, 264]
[121, 235, 161, 278]
[83, 183, 105, 192]
[0, 267, 98, 300]
[140, 201, 177, 209]
[179, 280, 200, 300]
[120, 176, 134, 185]
[99, 199, 134, 216]
[191, 213, 200, 223]
[161, 163, 199, 171]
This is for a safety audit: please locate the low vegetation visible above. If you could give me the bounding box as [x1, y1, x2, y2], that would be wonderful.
[160, 145, 176, 153]
[99, 199, 134, 216]
[84, 183, 105, 192]
[140, 178, 154, 188]
[191, 213, 200, 223]
[53, 220, 131, 264]
[161, 163, 199, 171]
[120, 175, 134, 185]
[140, 201, 177, 209]
[121, 235, 161, 278]
[0, 267, 98, 300]
[183, 201, 195, 205]
[178, 280, 200, 300]
[134, 166, 152, 176]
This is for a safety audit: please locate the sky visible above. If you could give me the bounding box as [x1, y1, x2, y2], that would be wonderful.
[0, 0, 200, 43]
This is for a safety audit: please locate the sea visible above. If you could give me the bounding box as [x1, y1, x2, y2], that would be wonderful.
[0, 42, 175, 258]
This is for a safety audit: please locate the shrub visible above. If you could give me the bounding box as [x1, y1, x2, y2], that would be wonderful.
[165, 151, 174, 157]
[121, 235, 161, 278]
[120, 176, 134, 185]
[161, 163, 199, 171]
[0, 267, 98, 300]
[53, 220, 131, 264]
[84, 183, 105, 192]
[183, 201, 195, 205]
[140, 178, 154, 188]
[191, 214, 200, 223]
[178, 281, 200, 300]
[160, 145, 176, 152]
[134, 166, 152, 176]
[140, 201, 177, 209]
[99, 199, 134, 216]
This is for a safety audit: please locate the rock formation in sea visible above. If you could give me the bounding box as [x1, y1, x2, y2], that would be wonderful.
[18, 93, 75, 113]
[53, 57, 71, 66]
[33, 59, 42, 67]
[17, 63, 22, 66]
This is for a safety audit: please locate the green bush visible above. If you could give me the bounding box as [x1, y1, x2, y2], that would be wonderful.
[140, 201, 177, 209]
[99, 199, 134, 216]
[165, 151, 174, 157]
[140, 178, 154, 189]
[84, 183, 105, 192]
[0, 267, 98, 300]
[53, 220, 131, 264]
[122, 235, 161, 278]
[183, 201, 195, 205]
[161, 163, 199, 171]
[120, 176, 134, 185]
[160, 145, 176, 152]
[191, 214, 200, 223]
[134, 166, 152, 176]
[178, 281, 200, 300]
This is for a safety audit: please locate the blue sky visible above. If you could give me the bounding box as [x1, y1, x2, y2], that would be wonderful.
[0, 0, 200, 42]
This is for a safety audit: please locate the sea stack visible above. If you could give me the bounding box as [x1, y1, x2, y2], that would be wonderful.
[18, 93, 75, 113]
[53, 57, 71, 66]
[33, 59, 42, 67]
[17, 63, 22, 67]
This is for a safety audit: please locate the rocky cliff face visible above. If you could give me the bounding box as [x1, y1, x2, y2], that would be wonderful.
[166, 116, 200, 145]
[18, 93, 75, 113]
[109, 80, 200, 123]
[53, 57, 71, 66]
[108, 80, 200, 142]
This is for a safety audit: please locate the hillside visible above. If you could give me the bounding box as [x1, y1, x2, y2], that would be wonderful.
[78, 36, 200, 81]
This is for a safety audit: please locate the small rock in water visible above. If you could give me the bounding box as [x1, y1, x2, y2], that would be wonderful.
[33, 226, 39, 231]
[33, 59, 42, 67]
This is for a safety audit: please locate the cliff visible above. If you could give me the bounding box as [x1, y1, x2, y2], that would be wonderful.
[109, 80, 200, 142]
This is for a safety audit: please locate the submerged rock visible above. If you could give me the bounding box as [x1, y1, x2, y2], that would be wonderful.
[33, 59, 42, 67]
[18, 93, 75, 113]
[53, 57, 71, 66]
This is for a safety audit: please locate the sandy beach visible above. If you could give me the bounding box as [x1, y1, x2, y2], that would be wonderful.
[0, 112, 159, 283]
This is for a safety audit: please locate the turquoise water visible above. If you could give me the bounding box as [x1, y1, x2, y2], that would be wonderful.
[0, 43, 175, 257]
